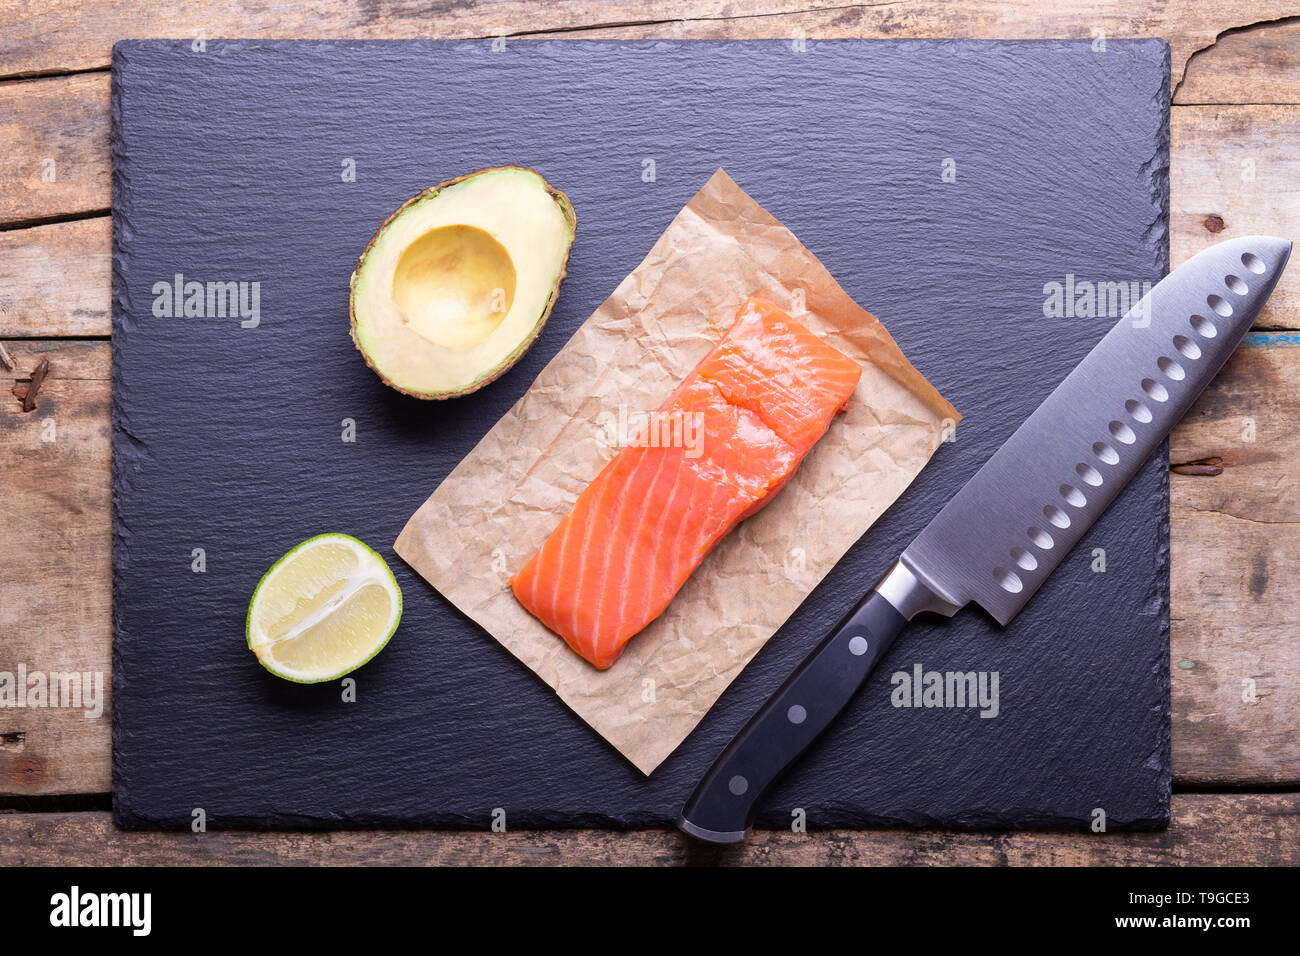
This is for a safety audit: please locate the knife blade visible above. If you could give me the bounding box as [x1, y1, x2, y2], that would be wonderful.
[679, 235, 1292, 843]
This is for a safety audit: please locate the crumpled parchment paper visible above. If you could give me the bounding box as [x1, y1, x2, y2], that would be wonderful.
[395, 168, 959, 774]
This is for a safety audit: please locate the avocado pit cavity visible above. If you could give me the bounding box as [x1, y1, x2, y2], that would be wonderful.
[393, 225, 518, 351]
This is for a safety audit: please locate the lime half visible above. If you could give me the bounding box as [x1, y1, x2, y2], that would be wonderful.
[246, 533, 402, 683]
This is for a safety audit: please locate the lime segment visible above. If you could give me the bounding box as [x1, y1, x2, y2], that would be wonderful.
[246, 534, 402, 683]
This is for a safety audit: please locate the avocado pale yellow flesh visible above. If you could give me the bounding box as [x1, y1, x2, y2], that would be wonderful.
[350, 166, 576, 399]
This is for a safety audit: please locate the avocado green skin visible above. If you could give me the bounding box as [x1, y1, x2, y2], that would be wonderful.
[245, 533, 403, 684]
[348, 165, 578, 400]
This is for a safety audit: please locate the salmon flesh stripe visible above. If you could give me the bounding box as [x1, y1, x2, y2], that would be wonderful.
[511, 296, 863, 670]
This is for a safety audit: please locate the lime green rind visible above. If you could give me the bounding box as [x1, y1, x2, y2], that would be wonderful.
[245, 532, 403, 684]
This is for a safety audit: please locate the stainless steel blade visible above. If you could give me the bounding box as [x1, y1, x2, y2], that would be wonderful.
[899, 235, 1291, 625]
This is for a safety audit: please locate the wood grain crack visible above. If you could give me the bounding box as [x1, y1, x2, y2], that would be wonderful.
[1185, 505, 1300, 527]
[0, 65, 108, 87]
[1173, 14, 1300, 103]
[0, 208, 111, 236]
[1171, 456, 1224, 476]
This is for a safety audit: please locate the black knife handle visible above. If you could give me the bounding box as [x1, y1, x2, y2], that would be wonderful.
[678, 589, 906, 843]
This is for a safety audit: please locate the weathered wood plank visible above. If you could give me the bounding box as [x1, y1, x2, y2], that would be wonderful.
[1172, 106, 1300, 330]
[0, 218, 110, 337]
[4, 0, 847, 76]
[0, 0, 1295, 99]
[1170, 340, 1300, 785]
[0, 340, 111, 797]
[1, 795, 1296, 864]
[0, 73, 108, 225]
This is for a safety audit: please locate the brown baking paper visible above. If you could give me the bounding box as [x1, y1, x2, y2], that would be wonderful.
[395, 169, 959, 774]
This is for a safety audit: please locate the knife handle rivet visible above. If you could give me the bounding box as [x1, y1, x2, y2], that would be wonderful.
[848, 635, 869, 656]
[728, 775, 749, 796]
[787, 704, 807, 724]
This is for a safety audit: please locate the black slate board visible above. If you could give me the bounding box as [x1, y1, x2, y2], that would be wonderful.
[112, 38, 1171, 829]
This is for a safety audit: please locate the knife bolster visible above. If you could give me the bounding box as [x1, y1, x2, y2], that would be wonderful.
[875, 560, 962, 620]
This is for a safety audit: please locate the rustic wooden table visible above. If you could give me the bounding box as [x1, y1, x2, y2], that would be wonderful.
[2, 1, 1297, 866]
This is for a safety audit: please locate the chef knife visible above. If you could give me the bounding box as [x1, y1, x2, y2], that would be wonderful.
[679, 235, 1292, 843]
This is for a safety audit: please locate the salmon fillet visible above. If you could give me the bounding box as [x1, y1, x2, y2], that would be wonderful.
[511, 296, 863, 670]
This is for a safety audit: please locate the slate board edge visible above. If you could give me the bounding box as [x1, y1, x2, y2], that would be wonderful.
[1146, 41, 1173, 830]
[104, 35, 1175, 59]
[110, 40, 137, 829]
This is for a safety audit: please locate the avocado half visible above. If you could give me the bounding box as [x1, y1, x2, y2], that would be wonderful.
[350, 166, 576, 399]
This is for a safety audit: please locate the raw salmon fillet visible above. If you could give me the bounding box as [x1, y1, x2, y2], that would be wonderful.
[511, 296, 863, 670]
